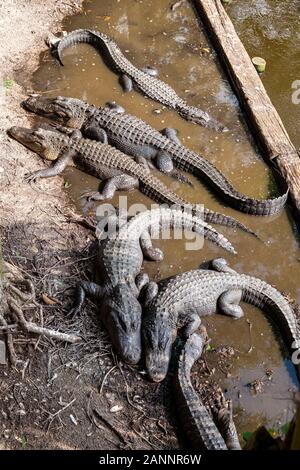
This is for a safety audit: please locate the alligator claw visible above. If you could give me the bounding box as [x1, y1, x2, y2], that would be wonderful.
[81, 191, 103, 202]
[24, 171, 40, 183]
[67, 306, 81, 318]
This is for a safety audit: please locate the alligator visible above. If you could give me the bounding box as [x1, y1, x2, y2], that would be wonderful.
[174, 330, 241, 450]
[7, 125, 257, 240]
[142, 258, 300, 382]
[62, 208, 234, 364]
[23, 96, 288, 216]
[47, 29, 226, 132]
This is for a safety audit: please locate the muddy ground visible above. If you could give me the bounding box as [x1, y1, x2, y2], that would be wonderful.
[2, 0, 296, 451]
[0, 0, 179, 451]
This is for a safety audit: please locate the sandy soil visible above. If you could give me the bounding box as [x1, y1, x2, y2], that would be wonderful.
[0, 0, 179, 451]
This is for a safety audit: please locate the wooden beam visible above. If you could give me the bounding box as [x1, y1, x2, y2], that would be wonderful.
[193, 0, 300, 220]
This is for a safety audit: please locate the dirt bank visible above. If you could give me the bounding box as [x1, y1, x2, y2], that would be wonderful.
[0, 0, 178, 450]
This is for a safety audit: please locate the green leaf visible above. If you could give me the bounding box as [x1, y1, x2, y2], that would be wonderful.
[206, 343, 214, 352]
[242, 431, 253, 442]
[64, 181, 72, 189]
[280, 422, 291, 436]
[21, 435, 28, 449]
[4, 78, 14, 89]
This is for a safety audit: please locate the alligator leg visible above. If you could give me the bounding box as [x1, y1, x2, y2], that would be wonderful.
[135, 273, 150, 293]
[119, 74, 133, 92]
[83, 174, 139, 201]
[161, 127, 181, 145]
[69, 281, 104, 317]
[218, 289, 244, 318]
[141, 66, 158, 77]
[24, 149, 76, 183]
[84, 123, 108, 144]
[155, 150, 193, 187]
[211, 258, 238, 275]
[181, 311, 202, 338]
[134, 156, 153, 173]
[105, 101, 125, 113]
[140, 281, 159, 305]
[140, 230, 164, 261]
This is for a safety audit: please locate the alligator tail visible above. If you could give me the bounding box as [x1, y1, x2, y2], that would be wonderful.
[203, 208, 259, 239]
[53, 29, 99, 66]
[175, 147, 288, 216]
[242, 275, 300, 352]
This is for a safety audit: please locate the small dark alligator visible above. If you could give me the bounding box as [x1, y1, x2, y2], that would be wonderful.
[7, 125, 256, 242]
[47, 29, 226, 132]
[174, 331, 241, 450]
[23, 96, 288, 216]
[142, 258, 300, 382]
[62, 207, 232, 364]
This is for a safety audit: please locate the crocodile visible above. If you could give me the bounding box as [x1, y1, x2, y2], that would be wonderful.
[63, 207, 233, 364]
[7, 125, 257, 240]
[142, 258, 300, 382]
[47, 29, 226, 132]
[23, 96, 288, 216]
[174, 330, 241, 450]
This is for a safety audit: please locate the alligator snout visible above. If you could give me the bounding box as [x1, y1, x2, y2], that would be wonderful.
[145, 352, 170, 382]
[22, 96, 37, 112]
[121, 344, 141, 365]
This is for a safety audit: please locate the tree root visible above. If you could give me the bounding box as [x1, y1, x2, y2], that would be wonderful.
[8, 299, 82, 344]
[0, 261, 82, 366]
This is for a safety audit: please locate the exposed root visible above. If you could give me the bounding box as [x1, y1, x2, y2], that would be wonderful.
[8, 299, 82, 344]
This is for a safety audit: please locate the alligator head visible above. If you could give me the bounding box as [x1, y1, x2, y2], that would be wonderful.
[142, 308, 176, 382]
[23, 96, 90, 129]
[7, 126, 68, 161]
[102, 283, 142, 365]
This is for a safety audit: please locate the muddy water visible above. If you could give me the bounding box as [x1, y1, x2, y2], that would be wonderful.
[30, 0, 300, 439]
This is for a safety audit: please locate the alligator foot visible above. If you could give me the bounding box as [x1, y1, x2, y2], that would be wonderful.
[105, 101, 125, 113]
[141, 66, 158, 77]
[24, 170, 44, 183]
[140, 281, 159, 306]
[83, 124, 108, 143]
[160, 127, 181, 145]
[45, 32, 60, 48]
[218, 289, 244, 318]
[68, 281, 104, 317]
[82, 174, 140, 201]
[140, 230, 164, 261]
[135, 273, 150, 294]
[119, 74, 133, 92]
[211, 258, 238, 274]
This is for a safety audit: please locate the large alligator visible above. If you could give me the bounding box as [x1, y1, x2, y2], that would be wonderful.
[58, 208, 233, 364]
[8, 125, 256, 240]
[174, 331, 241, 450]
[47, 29, 226, 132]
[142, 258, 300, 382]
[23, 96, 288, 216]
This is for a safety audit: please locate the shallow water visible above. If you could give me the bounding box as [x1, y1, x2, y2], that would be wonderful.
[30, 0, 300, 440]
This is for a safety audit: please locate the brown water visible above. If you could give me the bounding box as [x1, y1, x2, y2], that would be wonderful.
[30, 0, 300, 440]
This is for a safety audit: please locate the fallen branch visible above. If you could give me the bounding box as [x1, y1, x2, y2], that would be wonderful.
[8, 299, 82, 344]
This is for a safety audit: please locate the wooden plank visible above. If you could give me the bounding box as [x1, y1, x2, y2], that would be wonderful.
[193, 0, 300, 219]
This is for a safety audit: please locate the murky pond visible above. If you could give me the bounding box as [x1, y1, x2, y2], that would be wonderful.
[29, 0, 300, 441]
